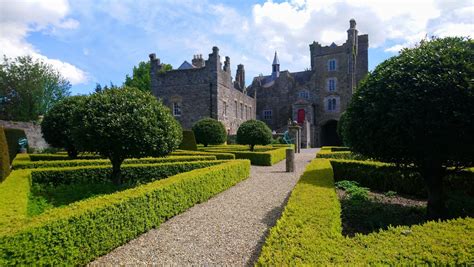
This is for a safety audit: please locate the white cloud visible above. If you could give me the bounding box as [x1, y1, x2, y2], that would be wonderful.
[0, 0, 87, 85]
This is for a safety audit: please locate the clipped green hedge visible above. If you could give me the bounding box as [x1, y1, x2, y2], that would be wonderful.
[172, 150, 235, 160]
[258, 159, 474, 265]
[31, 160, 224, 186]
[3, 128, 27, 163]
[0, 160, 250, 265]
[13, 155, 216, 169]
[178, 130, 198, 150]
[0, 127, 10, 182]
[198, 146, 288, 166]
[330, 159, 474, 197]
[316, 146, 367, 160]
[28, 153, 102, 161]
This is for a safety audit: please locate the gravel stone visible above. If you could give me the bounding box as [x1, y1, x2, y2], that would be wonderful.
[91, 148, 319, 266]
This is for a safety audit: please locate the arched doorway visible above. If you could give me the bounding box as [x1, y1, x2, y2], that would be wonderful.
[321, 120, 342, 146]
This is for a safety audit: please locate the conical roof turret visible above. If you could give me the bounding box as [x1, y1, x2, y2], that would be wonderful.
[272, 51, 279, 65]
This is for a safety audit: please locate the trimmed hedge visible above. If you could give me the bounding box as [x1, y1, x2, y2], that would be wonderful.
[3, 128, 27, 163]
[0, 160, 250, 265]
[179, 130, 198, 150]
[316, 146, 366, 160]
[31, 160, 224, 186]
[172, 150, 235, 160]
[28, 153, 102, 161]
[330, 159, 474, 197]
[257, 159, 474, 265]
[0, 127, 10, 182]
[13, 155, 216, 169]
[199, 146, 288, 166]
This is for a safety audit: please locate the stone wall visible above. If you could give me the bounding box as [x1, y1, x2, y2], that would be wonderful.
[0, 120, 49, 149]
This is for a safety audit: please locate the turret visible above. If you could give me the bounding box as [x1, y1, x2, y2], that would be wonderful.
[234, 64, 245, 91]
[271, 51, 280, 79]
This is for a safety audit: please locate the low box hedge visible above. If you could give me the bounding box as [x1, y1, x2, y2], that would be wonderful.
[0, 160, 250, 265]
[198, 146, 288, 166]
[28, 153, 103, 161]
[257, 159, 474, 265]
[13, 155, 217, 169]
[172, 150, 235, 160]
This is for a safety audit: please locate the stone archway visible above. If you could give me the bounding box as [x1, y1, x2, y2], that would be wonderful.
[320, 120, 342, 146]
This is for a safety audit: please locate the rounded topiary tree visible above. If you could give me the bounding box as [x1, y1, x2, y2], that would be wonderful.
[41, 95, 87, 158]
[192, 118, 226, 147]
[73, 87, 182, 184]
[343, 37, 474, 219]
[237, 119, 272, 151]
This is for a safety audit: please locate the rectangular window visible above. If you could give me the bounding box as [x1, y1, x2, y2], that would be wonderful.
[223, 101, 227, 116]
[245, 105, 248, 119]
[249, 106, 252, 118]
[263, 110, 272, 120]
[173, 102, 181, 116]
[240, 103, 244, 119]
[235, 100, 238, 117]
[328, 78, 336, 92]
[328, 59, 336, 71]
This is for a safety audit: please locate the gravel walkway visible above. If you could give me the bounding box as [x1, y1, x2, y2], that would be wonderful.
[91, 148, 319, 266]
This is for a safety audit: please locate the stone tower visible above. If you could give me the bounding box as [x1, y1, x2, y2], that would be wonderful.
[271, 51, 280, 79]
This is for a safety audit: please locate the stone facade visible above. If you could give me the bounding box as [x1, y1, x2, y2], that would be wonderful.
[248, 19, 368, 147]
[149, 47, 256, 134]
[0, 120, 49, 149]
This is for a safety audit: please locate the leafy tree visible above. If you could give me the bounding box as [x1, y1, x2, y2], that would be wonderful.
[0, 55, 71, 121]
[343, 37, 474, 219]
[124, 61, 172, 92]
[237, 119, 272, 151]
[73, 87, 182, 184]
[41, 95, 87, 158]
[192, 118, 226, 147]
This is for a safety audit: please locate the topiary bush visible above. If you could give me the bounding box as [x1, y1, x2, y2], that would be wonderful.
[3, 128, 27, 163]
[0, 127, 10, 182]
[41, 95, 87, 158]
[178, 130, 198, 150]
[236, 119, 272, 151]
[72, 86, 182, 184]
[192, 118, 227, 147]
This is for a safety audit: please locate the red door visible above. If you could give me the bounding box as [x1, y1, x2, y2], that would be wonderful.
[297, 109, 305, 123]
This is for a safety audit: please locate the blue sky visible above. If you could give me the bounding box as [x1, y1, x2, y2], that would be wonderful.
[1, 0, 472, 95]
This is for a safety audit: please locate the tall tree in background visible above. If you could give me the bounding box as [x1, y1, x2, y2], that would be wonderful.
[124, 61, 172, 92]
[0, 55, 71, 121]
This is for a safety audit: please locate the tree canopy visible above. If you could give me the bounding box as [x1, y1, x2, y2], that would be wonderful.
[237, 119, 272, 151]
[73, 86, 182, 184]
[343, 37, 474, 219]
[124, 61, 172, 92]
[192, 118, 227, 147]
[0, 55, 71, 121]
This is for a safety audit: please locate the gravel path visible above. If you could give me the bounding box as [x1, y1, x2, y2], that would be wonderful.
[91, 148, 318, 266]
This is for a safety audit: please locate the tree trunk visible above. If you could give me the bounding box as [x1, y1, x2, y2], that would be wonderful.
[111, 157, 124, 185]
[67, 147, 78, 159]
[250, 144, 255, 151]
[420, 163, 446, 220]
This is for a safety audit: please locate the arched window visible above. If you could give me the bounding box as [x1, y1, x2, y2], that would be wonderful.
[326, 97, 338, 112]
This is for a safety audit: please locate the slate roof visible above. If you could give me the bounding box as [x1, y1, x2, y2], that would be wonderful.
[290, 71, 312, 84]
[178, 61, 194, 70]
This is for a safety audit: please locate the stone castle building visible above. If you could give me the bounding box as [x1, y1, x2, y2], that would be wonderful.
[149, 47, 255, 134]
[247, 19, 368, 147]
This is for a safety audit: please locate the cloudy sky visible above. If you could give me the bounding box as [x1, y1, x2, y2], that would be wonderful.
[1, 0, 472, 95]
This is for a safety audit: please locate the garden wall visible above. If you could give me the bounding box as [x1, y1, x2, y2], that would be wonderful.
[0, 120, 48, 149]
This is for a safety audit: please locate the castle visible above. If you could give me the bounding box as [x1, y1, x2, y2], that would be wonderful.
[149, 47, 255, 134]
[248, 19, 368, 147]
[149, 19, 368, 147]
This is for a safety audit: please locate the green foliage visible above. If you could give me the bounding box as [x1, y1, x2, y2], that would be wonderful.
[257, 159, 474, 265]
[13, 155, 216, 169]
[236, 120, 272, 151]
[385, 190, 397, 197]
[192, 118, 227, 147]
[27, 153, 101, 161]
[0, 127, 10, 182]
[0, 160, 250, 265]
[3, 128, 27, 163]
[178, 130, 198, 150]
[72, 87, 182, 183]
[41, 95, 87, 158]
[0, 55, 71, 121]
[336, 180, 369, 201]
[124, 61, 171, 92]
[172, 150, 235, 160]
[198, 145, 287, 165]
[343, 37, 474, 218]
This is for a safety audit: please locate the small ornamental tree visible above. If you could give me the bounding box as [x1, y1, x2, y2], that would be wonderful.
[237, 120, 272, 151]
[343, 37, 474, 219]
[41, 95, 87, 158]
[73, 87, 182, 184]
[192, 118, 226, 147]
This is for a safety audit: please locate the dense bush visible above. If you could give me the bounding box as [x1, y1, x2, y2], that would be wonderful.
[41, 95, 87, 158]
[236, 120, 272, 151]
[257, 159, 474, 265]
[343, 37, 474, 219]
[192, 118, 227, 147]
[0, 160, 250, 265]
[172, 150, 235, 160]
[198, 145, 287, 165]
[72, 87, 182, 184]
[0, 127, 10, 182]
[178, 130, 198, 150]
[3, 128, 27, 163]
